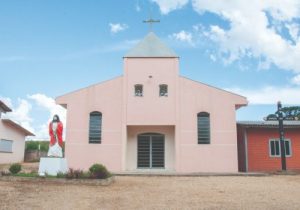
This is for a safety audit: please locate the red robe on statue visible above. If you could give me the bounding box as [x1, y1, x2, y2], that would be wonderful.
[49, 122, 63, 147]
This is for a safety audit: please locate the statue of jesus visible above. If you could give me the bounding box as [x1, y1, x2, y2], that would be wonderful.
[47, 114, 63, 157]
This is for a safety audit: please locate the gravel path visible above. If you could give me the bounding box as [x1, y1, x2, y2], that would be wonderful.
[1, 175, 300, 210]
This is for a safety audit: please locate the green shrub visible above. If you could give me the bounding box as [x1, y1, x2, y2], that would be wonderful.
[9, 163, 22, 174]
[25, 141, 50, 152]
[25, 141, 38, 151]
[56, 172, 66, 178]
[14, 172, 38, 177]
[39, 142, 49, 152]
[89, 163, 110, 179]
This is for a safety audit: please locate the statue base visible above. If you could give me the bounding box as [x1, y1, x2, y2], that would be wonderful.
[38, 157, 68, 176]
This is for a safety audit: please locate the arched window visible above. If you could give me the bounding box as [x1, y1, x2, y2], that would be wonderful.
[89, 111, 102, 144]
[197, 112, 210, 144]
[159, 84, 168, 97]
[135, 84, 143, 97]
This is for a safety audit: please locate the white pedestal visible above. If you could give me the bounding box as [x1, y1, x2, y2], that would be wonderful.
[38, 157, 68, 176]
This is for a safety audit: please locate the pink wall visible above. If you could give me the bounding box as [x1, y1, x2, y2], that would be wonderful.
[124, 58, 178, 125]
[176, 77, 247, 172]
[57, 77, 123, 171]
[0, 121, 26, 164]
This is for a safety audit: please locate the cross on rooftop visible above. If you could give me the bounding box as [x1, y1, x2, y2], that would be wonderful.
[143, 18, 160, 31]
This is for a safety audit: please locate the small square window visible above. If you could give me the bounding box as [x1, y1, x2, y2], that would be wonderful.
[135, 84, 143, 97]
[159, 84, 168, 97]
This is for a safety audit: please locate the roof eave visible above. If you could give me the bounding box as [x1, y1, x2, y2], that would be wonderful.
[0, 101, 12, 112]
[123, 56, 179, 58]
[2, 119, 35, 136]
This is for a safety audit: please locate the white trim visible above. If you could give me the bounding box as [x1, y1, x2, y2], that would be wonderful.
[269, 138, 292, 157]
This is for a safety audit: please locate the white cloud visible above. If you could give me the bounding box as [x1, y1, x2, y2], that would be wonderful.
[291, 74, 300, 85]
[286, 23, 300, 43]
[226, 86, 300, 104]
[170, 30, 193, 44]
[151, 0, 189, 14]
[109, 23, 128, 34]
[191, 0, 300, 73]
[28, 94, 66, 139]
[1, 94, 66, 140]
[0, 98, 35, 134]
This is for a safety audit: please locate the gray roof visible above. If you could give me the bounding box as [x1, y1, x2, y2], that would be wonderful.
[124, 32, 178, 58]
[0, 100, 12, 113]
[237, 121, 300, 128]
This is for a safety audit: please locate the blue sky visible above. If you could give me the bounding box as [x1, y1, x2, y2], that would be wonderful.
[1, 0, 300, 139]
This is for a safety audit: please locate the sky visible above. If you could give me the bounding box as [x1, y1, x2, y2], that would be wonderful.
[1, 0, 300, 140]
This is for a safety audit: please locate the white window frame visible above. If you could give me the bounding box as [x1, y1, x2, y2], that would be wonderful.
[0, 139, 13, 153]
[269, 139, 292, 157]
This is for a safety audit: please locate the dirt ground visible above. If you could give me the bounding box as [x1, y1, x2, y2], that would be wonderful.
[1, 174, 300, 210]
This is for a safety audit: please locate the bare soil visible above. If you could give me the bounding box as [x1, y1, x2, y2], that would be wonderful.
[1, 175, 300, 210]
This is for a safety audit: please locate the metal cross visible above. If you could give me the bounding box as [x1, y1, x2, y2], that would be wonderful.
[143, 18, 160, 32]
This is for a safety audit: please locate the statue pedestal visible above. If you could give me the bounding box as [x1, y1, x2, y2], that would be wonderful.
[38, 157, 68, 176]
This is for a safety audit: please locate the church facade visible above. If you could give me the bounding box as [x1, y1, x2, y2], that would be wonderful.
[57, 32, 247, 173]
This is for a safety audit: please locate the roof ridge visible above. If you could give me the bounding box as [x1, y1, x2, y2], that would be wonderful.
[124, 32, 178, 58]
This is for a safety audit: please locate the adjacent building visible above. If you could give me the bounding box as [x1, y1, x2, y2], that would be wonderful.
[0, 100, 34, 164]
[237, 121, 300, 172]
[56, 32, 248, 173]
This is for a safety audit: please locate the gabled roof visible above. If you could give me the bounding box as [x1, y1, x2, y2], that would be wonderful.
[2, 119, 35, 136]
[237, 121, 300, 128]
[124, 32, 178, 58]
[0, 100, 12, 113]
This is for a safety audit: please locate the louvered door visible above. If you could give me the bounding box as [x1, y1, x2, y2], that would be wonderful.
[137, 133, 164, 168]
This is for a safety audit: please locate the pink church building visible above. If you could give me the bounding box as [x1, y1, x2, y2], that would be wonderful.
[57, 32, 247, 173]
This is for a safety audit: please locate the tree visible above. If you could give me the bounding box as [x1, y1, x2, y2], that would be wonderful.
[279, 106, 300, 119]
[266, 106, 300, 120]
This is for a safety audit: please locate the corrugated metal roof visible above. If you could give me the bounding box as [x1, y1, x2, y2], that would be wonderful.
[237, 121, 300, 128]
[124, 32, 178, 58]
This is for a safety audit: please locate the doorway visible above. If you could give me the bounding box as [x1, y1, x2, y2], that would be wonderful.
[137, 133, 165, 168]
